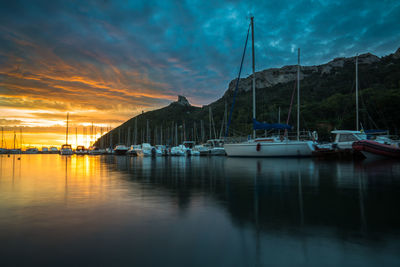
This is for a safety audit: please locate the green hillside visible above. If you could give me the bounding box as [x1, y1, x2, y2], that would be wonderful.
[95, 48, 400, 147]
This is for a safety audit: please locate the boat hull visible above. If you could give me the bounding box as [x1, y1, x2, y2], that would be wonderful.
[224, 141, 314, 157]
[114, 149, 128, 155]
[60, 149, 73, 155]
[352, 140, 400, 159]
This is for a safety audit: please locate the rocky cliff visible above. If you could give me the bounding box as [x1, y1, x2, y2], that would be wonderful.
[225, 53, 381, 96]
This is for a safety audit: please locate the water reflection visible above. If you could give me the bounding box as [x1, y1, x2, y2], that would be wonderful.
[103, 156, 400, 239]
[0, 155, 399, 266]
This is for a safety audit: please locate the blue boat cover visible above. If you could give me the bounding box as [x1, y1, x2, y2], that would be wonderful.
[364, 129, 388, 134]
[253, 119, 292, 130]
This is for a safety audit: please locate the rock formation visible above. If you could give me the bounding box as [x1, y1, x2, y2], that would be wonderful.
[225, 52, 381, 96]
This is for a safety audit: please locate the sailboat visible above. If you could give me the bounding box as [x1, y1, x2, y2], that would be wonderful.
[224, 17, 315, 157]
[60, 113, 73, 155]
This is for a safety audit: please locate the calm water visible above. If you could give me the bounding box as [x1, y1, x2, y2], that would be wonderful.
[0, 154, 400, 266]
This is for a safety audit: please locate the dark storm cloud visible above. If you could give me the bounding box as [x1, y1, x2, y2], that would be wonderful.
[1, 0, 399, 108]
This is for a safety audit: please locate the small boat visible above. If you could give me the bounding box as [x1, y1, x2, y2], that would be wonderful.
[113, 144, 129, 155]
[312, 130, 367, 159]
[60, 144, 73, 155]
[88, 146, 102, 155]
[155, 145, 168, 156]
[194, 144, 210, 156]
[170, 145, 186, 156]
[141, 143, 161, 157]
[9, 149, 21, 154]
[75, 145, 87, 155]
[49, 147, 59, 154]
[25, 147, 39, 154]
[352, 140, 400, 159]
[331, 130, 367, 150]
[41, 147, 49, 154]
[127, 145, 140, 156]
[105, 147, 114, 154]
[206, 139, 226, 156]
[182, 141, 200, 156]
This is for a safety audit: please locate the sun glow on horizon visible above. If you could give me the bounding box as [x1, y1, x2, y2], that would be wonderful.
[0, 127, 112, 150]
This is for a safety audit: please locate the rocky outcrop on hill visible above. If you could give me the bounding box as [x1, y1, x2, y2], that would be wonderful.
[225, 52, 381, 96]
[175, 95, 190, 106]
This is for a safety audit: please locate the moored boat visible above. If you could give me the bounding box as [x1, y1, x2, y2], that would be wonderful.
[60, 144, 73, 155]
[331, 130, 367, 150]
[352, 140, 400, 159]
[75, 145, 87, 155]
[25, 147, 39, 154]
[225, 138, 315, 157]
[170, 145, 186, 156]
[114, 144, 129, 155]
[49, 147, 59, 154]
[88, 146, 102, 155]
[127, 145, 140, 156]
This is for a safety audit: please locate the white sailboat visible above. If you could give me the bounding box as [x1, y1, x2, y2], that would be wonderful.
[224, 17, 315, 157]
[60, 113, 73, 155]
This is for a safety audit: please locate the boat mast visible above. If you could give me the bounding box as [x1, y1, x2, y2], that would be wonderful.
[66, 112, 69, 145]
[356, 54, 359, 131]
[19, 128, 22, 150]
[209, 107, 212, 140]
[175, 123, 178, 146]
[160, 124, 163, 145]
[146, 120, 149, 143]
[201, 120, 204, 143]
[127, 127, 131, 146]
[297, 48, 300, 141]
[134, 117, 137, 145]
[251, 16, 256, 139]
[91, 122, 94, 146]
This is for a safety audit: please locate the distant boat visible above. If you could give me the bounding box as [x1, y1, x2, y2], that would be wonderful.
[127, 145, 140, 156]
[206, 139, 226, 156]
[88, 146, 102, 155]
[75, 145, 87, 155]
[25, 147, 39, 154]
[60, 113, 73, 155]
[224, 17, 314, 157]
[41, 147, 49, 153]
[155, 145, 168, 156]
[182, 141, 199, 156]
[170, 145, 186, 156]
[60, 144, 73, 155]
[113, 144, 129, 155]
[331, 130, 367, 150]
[140, 143, 160, 157]
[49, 147, 59, 154]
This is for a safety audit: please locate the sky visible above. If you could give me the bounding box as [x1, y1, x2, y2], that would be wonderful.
[1, 0, 400, 148]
